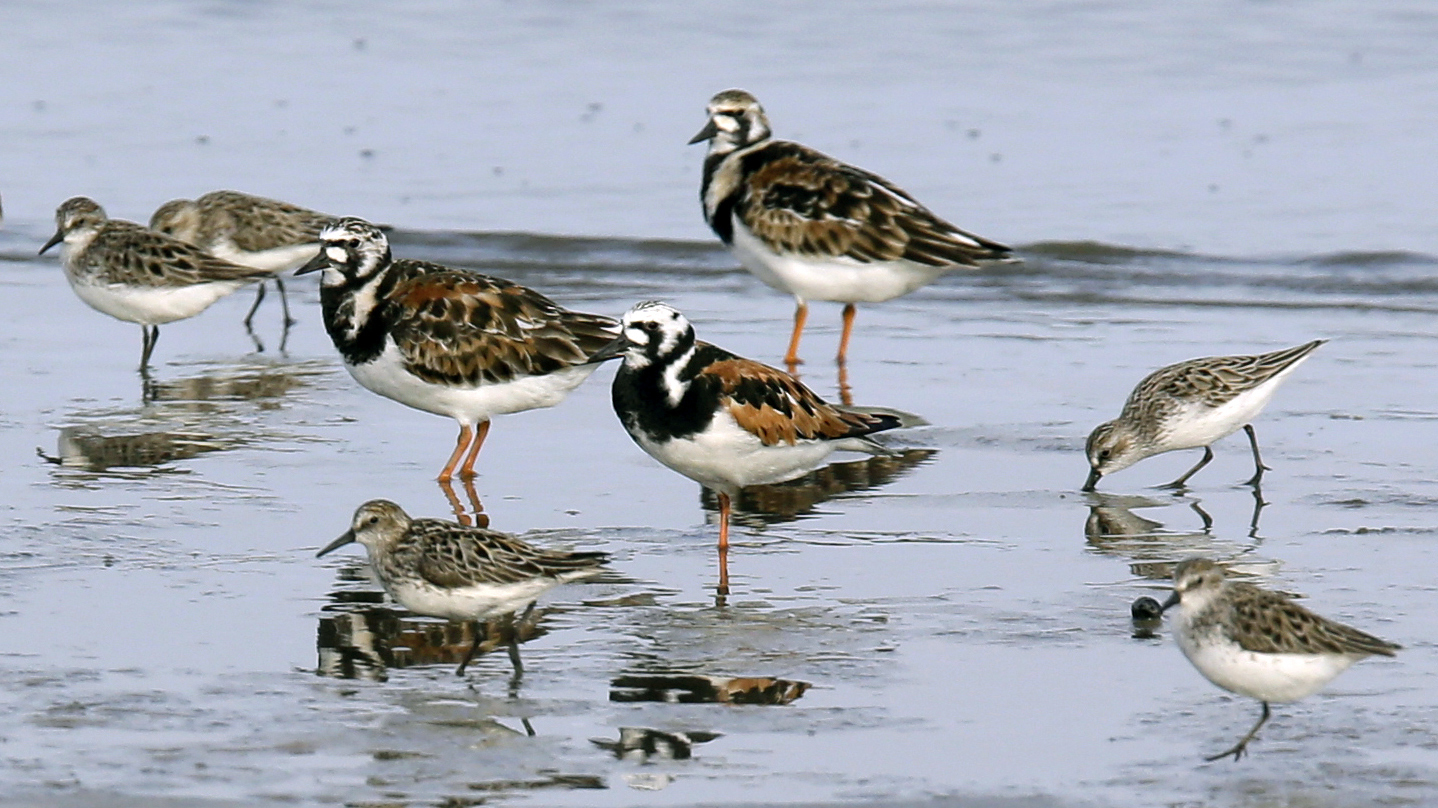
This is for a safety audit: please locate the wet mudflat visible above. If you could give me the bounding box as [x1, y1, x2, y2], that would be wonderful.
[5, 1, 1438, 805]
[1, 230, 1437, 807]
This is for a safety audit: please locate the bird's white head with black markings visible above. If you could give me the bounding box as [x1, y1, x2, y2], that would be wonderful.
[688, 89, 772, 155]
[296, 216, 390, 287]
[589, 301, 696, 370]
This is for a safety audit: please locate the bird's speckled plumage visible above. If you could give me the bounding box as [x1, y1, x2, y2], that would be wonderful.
[1164, 557, 1399, 761]
[150, 190, 332, 256]
[299, 217, 618, 480]
[1084, 340, 1325, 489]
[318, 500, 606, 676]
[691, 89, 1012, 364]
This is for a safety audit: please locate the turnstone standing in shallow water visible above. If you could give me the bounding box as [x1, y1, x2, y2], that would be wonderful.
[150, 190, 334, 329]
[297, 217, 618, 481]
[690, 89, 1012, 366]
[41, 197, 272, 370]
[1083, 340, 1325, 491]
[1161, 558, 1399, 761]
[317, 499, 607, 676]
[591, 301, 920, 592]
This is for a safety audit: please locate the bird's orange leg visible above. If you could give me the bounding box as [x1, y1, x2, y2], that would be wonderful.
[717, 492, 731, 597]
[837, 303, 857, 364]
[438, 423, 474, 482]
[784, 300, 809, 368]
[458, 420, 491, 480]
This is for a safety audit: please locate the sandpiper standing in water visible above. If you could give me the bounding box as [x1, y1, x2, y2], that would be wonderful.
[1083, 340, 1325, 491]
[41, 197, 272, 370]
[317, 499, 607, 677]
[150, 190, 334, 330]
[1162, 558, 1400, 761]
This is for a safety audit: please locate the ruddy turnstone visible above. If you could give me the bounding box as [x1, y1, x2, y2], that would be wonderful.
[690, 89, 1012, 366]
[591, 301, 919, 592]
[317, 499, 607, 676]
[40, 197, 272, 370]
[150, 190, 333, 328]
[297, 217, 618, 481]
[1161, 558, 1400, 761]
[1083, 340, 1325, 491]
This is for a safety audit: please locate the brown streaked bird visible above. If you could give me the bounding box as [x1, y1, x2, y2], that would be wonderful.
[590, 301, 924, 593]
[690, 88, 1013, 367]
[1161, 557, 1400, 761]
[296, 217, 618, 481]
[40, 196, 272, 370]
[317, 499, 607, 676]
[1083, 340, 1325, 491]
[150, 190, 334, 329]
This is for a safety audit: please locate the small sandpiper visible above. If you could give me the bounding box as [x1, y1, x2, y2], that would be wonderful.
[317, 499, 607, 676]
[1162, 558, 1400, 761]
[298, 217, 618, 481]
[41, 197, 272, 370]
[590, 301, 921, 593]
[150, 190, 334, 329]
[690, 89, 1012, 367]
[1083, 340, 1325, 491]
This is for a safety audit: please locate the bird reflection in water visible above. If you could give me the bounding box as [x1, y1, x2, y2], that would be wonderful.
[438, 477, 489, 528]
[38, 425, 227, 473]
[317, 598, 550, 691]
[609, 673, 809, 705]
[1084, 492, 1275, 583]
[140, 359, 323, 408]
[699, 448, 936, 528]
[592, 727, 722, 762]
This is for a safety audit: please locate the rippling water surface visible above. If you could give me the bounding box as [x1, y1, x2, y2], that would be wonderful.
[2, 2, 1437, 807]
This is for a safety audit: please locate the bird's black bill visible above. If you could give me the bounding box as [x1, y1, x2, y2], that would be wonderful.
[587, 333, 632, 363]
[295, 250, 329, 276]
[687, 119, 719, 145]
[1082, 467, 1102, 492]
[316, 529, 356, 558]
[39, 229, 64, 255]
[1160, 591, 1180, 613]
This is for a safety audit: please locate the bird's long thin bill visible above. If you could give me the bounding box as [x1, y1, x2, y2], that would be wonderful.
[39, 230, 63, 255]
[316, 529, 356, 558]
[1160, 592, 1180, 613]
[687, 119, 718, 145]
[295, 250, 328, 275]
[1082, 468, 1102, 491]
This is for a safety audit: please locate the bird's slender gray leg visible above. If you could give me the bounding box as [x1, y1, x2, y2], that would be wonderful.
[274, 277, 297, 327]
[1242, 424, 1271, 487]
[1206, 701, 1270, 762]
[139, 325, 159, 370]
[243, 282, 267, 329]
[455, 621, 485, 676]
[1162, 446, 1214, 489]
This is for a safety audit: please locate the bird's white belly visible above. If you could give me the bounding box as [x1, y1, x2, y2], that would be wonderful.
[729, 220, 947, 304]
[637, 410, 845, 494]
[348, 341, 600, 423]
[386, 577, 557, 622]
[68, 277, 246, 325]
[211, 241, 319, 274]
[1158, 381, 1288, 451]
[1178, 631, 1355, 703]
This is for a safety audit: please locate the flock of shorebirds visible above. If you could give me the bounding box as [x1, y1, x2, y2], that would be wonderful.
[36, 89, 1399, 762]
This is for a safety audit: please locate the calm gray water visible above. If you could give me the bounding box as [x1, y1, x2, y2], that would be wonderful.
[2, 3, 1437, 807]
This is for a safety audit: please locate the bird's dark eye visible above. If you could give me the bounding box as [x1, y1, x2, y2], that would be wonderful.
[367, 516, 379, 525]
[1097, 449, 1111, 461]
[643, 322, 659, 332]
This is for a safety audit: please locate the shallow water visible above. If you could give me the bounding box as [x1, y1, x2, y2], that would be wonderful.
[3, 2, 1438, 807]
